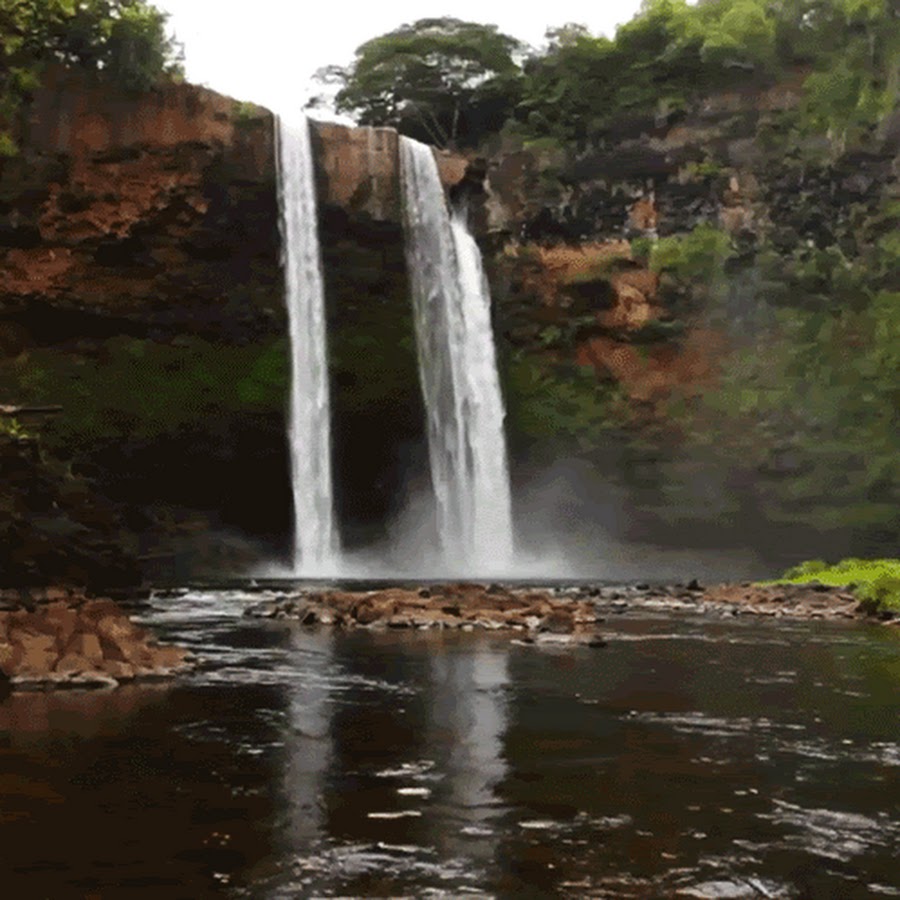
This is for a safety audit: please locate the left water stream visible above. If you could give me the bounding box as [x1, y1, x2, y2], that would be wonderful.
[0, 588, 898, 898]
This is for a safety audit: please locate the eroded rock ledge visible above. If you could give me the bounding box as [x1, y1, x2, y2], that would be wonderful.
[0, 590, 192, 689]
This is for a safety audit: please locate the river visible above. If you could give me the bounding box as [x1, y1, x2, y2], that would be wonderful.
[1, 587, 898, 898]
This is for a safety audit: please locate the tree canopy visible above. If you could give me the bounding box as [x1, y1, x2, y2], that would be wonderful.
[329, 17, 524, 148]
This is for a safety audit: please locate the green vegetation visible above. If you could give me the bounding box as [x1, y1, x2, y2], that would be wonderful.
[0, 0, 182, 153]
[324, 1, 898, 149]
[649, 225, 734, 282]
[8, 337, 287, 450]
[768, 558, 900, 614]
[329, 312, 420, 414]
[503, 354, 623, 452]
[0, 416, 28, 439]
[327, 17, 523, 148]
[515, 0, 898, 144]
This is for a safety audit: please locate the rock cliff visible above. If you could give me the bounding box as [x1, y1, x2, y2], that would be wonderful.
[0, 72, 469, 582]
[1, 68, 896, 583]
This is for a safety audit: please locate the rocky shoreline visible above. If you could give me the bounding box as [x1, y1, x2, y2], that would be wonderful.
[0, 588, 193, 690]
[244, 579, 891, 635]
[0, 578, 889, 691]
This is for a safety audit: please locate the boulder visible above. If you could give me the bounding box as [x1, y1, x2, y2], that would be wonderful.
[0, 592, 192, 687]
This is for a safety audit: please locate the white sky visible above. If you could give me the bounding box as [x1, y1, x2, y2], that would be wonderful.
[154, 1, 645, 116]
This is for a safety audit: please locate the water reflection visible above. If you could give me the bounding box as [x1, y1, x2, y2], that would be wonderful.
[426, 643, 509, 861]
[269, 633, 512, 895]
[0, 594, 897, 898]
[282, 628, 335, 845]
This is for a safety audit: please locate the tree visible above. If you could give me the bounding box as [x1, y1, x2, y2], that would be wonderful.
[331, 17, 524, 148]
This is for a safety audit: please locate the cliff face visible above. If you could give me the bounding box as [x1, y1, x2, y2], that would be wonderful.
[482, 75, 899, 562]
[2, 69, 279, 340]
[0, 74, 467, 581]
[1, 70, 467, 339]
[1, 70, 896, 583]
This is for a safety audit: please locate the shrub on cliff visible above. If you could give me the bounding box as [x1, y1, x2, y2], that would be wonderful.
[0, 0, 182, 153]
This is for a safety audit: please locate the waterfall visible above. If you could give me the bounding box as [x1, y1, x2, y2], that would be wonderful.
[400, 137, 514, 571]
[276, 113, 338, 574]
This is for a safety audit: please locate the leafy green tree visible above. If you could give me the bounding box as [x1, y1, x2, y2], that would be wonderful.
[692, 0, 777, 71]
[331, 17, 523, 148]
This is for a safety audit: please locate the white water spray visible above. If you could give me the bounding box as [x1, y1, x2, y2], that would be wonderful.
[276, 114, 338, 574]
[400, 137, 514, 571]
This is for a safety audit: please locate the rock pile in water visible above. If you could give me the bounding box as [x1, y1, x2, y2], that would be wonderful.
[0, 591, 192, 688]
[246, 582, 605, 643]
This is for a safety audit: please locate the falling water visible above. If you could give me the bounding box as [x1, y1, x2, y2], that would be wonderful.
[276, 113, 337, 573]
[400, 136, 514, 570]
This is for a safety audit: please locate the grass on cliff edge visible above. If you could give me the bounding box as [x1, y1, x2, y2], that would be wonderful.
[762, 559, 900, 615]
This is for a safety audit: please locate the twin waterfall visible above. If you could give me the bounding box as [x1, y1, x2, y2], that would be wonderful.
[399, 137, 514, 571]
[277, 116, 513, 575]
[276, 116, 337, 573]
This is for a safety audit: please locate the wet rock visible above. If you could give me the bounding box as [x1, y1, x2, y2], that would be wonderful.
[352, 601, 380, 626]
[540, 610, 576, 634]
[247, 584, 599, 638]
[0, 592, 192, 688]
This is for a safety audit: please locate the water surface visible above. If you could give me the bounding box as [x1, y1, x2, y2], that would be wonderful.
[1, 589, 898, 898]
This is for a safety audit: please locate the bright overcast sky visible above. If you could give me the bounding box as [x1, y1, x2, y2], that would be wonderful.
[154, 1, 645, 116]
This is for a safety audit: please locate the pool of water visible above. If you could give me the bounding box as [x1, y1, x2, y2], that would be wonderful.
[1, 588, 898, 898]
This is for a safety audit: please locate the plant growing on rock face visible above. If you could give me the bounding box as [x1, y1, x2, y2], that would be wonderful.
[649, 224, 734, 283]
[0, 416, 27, 439]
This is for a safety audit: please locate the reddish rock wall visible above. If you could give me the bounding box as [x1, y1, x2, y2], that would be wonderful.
[1, 72, 469, 341]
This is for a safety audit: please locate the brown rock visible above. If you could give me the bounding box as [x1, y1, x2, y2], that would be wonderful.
[11, 631, 59, 679]
[541, 610, 576, 634]
[353, 602, 381, 626]
[79, 599, 126, 623]
[8, 610, 58, 636]
[144, 645, 189, 672]
[44, 602, 79, 650]
[95, 613, 147, 648]
[100, 659, 136, 681]
[65, 632, 104, 666]
[0, 641, 19, 676]
[54, 653, 97, 677]
[628, 195, 658, 232]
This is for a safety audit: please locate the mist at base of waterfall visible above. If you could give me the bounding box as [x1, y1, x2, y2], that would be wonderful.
[253, 480, 763, 585]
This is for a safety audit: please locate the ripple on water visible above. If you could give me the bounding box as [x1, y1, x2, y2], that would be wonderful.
[253, 840, 487, 898]
[676, 877, 790, 898]
[629, 711, 807, 739]
[759, 799, 900, 864]
[376, 760, 438, 779]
